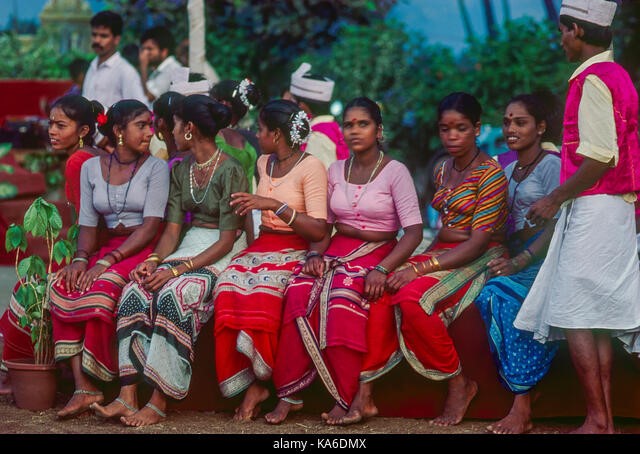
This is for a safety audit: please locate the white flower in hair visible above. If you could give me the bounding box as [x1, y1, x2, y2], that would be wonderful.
[289, 110, 310, 146]
[234, 78, 253, 109]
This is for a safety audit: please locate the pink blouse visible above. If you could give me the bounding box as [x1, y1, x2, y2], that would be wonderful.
[327, 159, 422, 232]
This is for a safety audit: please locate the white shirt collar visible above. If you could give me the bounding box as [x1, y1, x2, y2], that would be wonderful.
[569, 49, 614, 81]
[96, 51, 123, 69]
[155, 55, 180, 72]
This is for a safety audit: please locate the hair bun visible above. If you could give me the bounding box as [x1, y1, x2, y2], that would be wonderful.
[208, 101, 232, 130]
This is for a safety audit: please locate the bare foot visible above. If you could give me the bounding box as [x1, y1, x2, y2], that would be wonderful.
[120, 403, 166, 427]
[265, 399, 303, 425]
[569, 419, 613, 434]
[487, 413, 533, 434]
[91, 397, 138, 419]
[321, 404, 347, 425]
[328, 383, 380, 426]
[430, 375, 477, 426]
[234, 382, 269, 422]
[57, 389, 104, 419]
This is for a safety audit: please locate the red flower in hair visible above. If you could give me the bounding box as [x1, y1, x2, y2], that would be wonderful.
[97, 113, 108, 126]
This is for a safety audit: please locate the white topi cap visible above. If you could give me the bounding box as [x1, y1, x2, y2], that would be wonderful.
[289, 62, 335, 103]
[559, 0, 617, 27]
[169, 67, 211, 96]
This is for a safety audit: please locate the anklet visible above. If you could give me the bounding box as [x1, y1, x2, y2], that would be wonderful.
[282, 397, 303, 405]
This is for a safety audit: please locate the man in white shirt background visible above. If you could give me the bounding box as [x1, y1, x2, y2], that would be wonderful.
[139, 26, 183, 104]
[83, 11, 147, 111]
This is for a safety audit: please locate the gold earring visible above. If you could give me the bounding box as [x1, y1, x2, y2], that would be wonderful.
[78, 136, 84, 148]
[185, 132, 193, 141]
[118, 134, 124, 146]
[158, 132, 164, 141]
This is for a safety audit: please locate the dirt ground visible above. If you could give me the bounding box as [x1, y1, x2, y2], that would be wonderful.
[2, 388, 640, 436]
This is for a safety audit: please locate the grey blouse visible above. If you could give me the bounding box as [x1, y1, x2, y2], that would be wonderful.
[78, 156, 169, 228]
[505, 153, 561, 231]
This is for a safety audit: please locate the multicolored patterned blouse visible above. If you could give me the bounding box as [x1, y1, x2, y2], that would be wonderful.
[431, 159, 508, 232]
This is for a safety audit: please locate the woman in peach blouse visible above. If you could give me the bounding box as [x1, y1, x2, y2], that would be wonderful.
[213, 100, 328, 421]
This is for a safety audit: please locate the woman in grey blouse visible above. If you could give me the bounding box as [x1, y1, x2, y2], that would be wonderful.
[474, 92, 562, 434]
[49, 99, 169, 419]
[92, 95, 248, 427]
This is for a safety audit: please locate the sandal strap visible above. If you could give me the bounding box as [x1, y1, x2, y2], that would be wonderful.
[74, 389, 103, 396]
[282, 397, 304, 405]
[116, 397, 138, 413]
[145, 402, 167, 418]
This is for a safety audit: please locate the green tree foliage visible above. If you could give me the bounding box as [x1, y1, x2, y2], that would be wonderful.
[459, 18, 573, 128]
[105, 0, 395, 97]
[0, 32, 92, 79]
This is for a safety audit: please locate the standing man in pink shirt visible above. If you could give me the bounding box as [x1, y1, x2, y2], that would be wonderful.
[515, 0, 640, 434]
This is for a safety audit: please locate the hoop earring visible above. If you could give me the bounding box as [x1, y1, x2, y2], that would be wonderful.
[157, 132, 164, 141]
[184, 132, 193, 141]
[118, 134, 124, 146]
[78, 136, 84, 148]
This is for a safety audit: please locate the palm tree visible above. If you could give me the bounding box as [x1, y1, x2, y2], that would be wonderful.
[457, 0, 475, 40]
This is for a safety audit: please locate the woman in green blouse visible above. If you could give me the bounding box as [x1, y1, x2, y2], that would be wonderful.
[91, 94, 249, 427]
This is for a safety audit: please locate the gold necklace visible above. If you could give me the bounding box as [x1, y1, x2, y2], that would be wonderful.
[345, 150, 384, 207]
[268, 151, 306, 188]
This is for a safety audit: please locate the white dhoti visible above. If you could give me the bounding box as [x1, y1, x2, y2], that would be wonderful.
[514, 194, 640, 352]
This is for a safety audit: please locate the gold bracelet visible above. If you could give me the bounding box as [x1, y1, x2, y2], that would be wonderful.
[145, 256, 161, 263]
[286, 209, 297, 226]
[419, 261, 429, 275]
[410, 263, 421, 276]
[430, 256, 442, 272]
[170, 266, 180, 278]
[147, 252, 160, 258]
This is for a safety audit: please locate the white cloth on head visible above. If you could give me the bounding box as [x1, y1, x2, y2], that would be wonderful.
[168, 67, 211, 95]
[514, 194, 640, 352]
[560, 0, 617, 27]
[289, 62, 334, 102]
[147, 55, 184, 98]
[83, 52, 147, 108]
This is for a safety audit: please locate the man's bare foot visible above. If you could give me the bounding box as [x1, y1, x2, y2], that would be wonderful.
[120, 402, 166, 427]
[569, 419, 613, 434]
[91, 397, 138, 419]
[321, 404, 347, 425]
[430, 375, 477, 426]
[486, 393, 533, 434]
[328, 383, 380, 426]
[57, 389, 104, 419]
[265, 398, 303, 425]
[234, 382, 269, 422]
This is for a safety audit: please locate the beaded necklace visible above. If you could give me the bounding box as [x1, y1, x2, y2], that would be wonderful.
[106, 153, 141, 220]
[345, 150, 384, 207]
[189, 149, 222, 205]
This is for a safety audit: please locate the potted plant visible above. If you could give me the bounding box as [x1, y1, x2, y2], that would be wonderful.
[4, 196, 77, 410]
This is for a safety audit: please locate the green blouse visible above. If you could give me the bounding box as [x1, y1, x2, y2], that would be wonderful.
[215, 135, 257, 192]
[166, 156, 248, 230]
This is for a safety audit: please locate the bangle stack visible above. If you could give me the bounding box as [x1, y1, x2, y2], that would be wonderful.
[286, 209, 297, 226]
[410, 263, 421, 275]
[145, 253, 161, 263]
[374, 264, 389, 275]
[183, 259, 195, 272]
[169, 265, 180, 278]
[275, 202, 288, 216]
[429, 256, 442, 272]
[96, 259, 111, 268]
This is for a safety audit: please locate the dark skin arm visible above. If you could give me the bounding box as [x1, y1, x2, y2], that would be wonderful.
[55, 225, 99, 293]
[139, 223, 237, 292]
[230, 192, 326, 243]
[302, 223, 333, 277]
[487, 220, 557, 277]
[527, 156, 610, 225]
[305, 223, 423, 302]
[75, 217, 163, 292]
[243, 212, 255, 246]
[386, 228, 493, 294]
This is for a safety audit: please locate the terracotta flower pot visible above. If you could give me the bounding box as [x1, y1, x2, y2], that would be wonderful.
[4, 359, 57, 411]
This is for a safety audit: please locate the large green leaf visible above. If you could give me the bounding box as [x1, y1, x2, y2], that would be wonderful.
[0, 163, 14, 174]
[23, 198, 48, 237]
[15, 283, 37, 309]
[5, 223, 27, 252]
[52, 239, 73, 265]
[17, 256, 47, 280]
[67, 224, 79, 242]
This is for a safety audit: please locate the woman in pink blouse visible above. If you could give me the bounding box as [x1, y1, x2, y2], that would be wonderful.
[264, 97, 423, 425]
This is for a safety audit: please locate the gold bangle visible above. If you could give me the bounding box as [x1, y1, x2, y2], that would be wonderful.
[286, 209, 297, 226]
[410, 263, 421, 276]
[430, 256, 442, 272]
[419, 261, 429, 275]
[147, 253, 160, 258]
[170, 266, 180, 277]
[145, 256, 161, 263]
